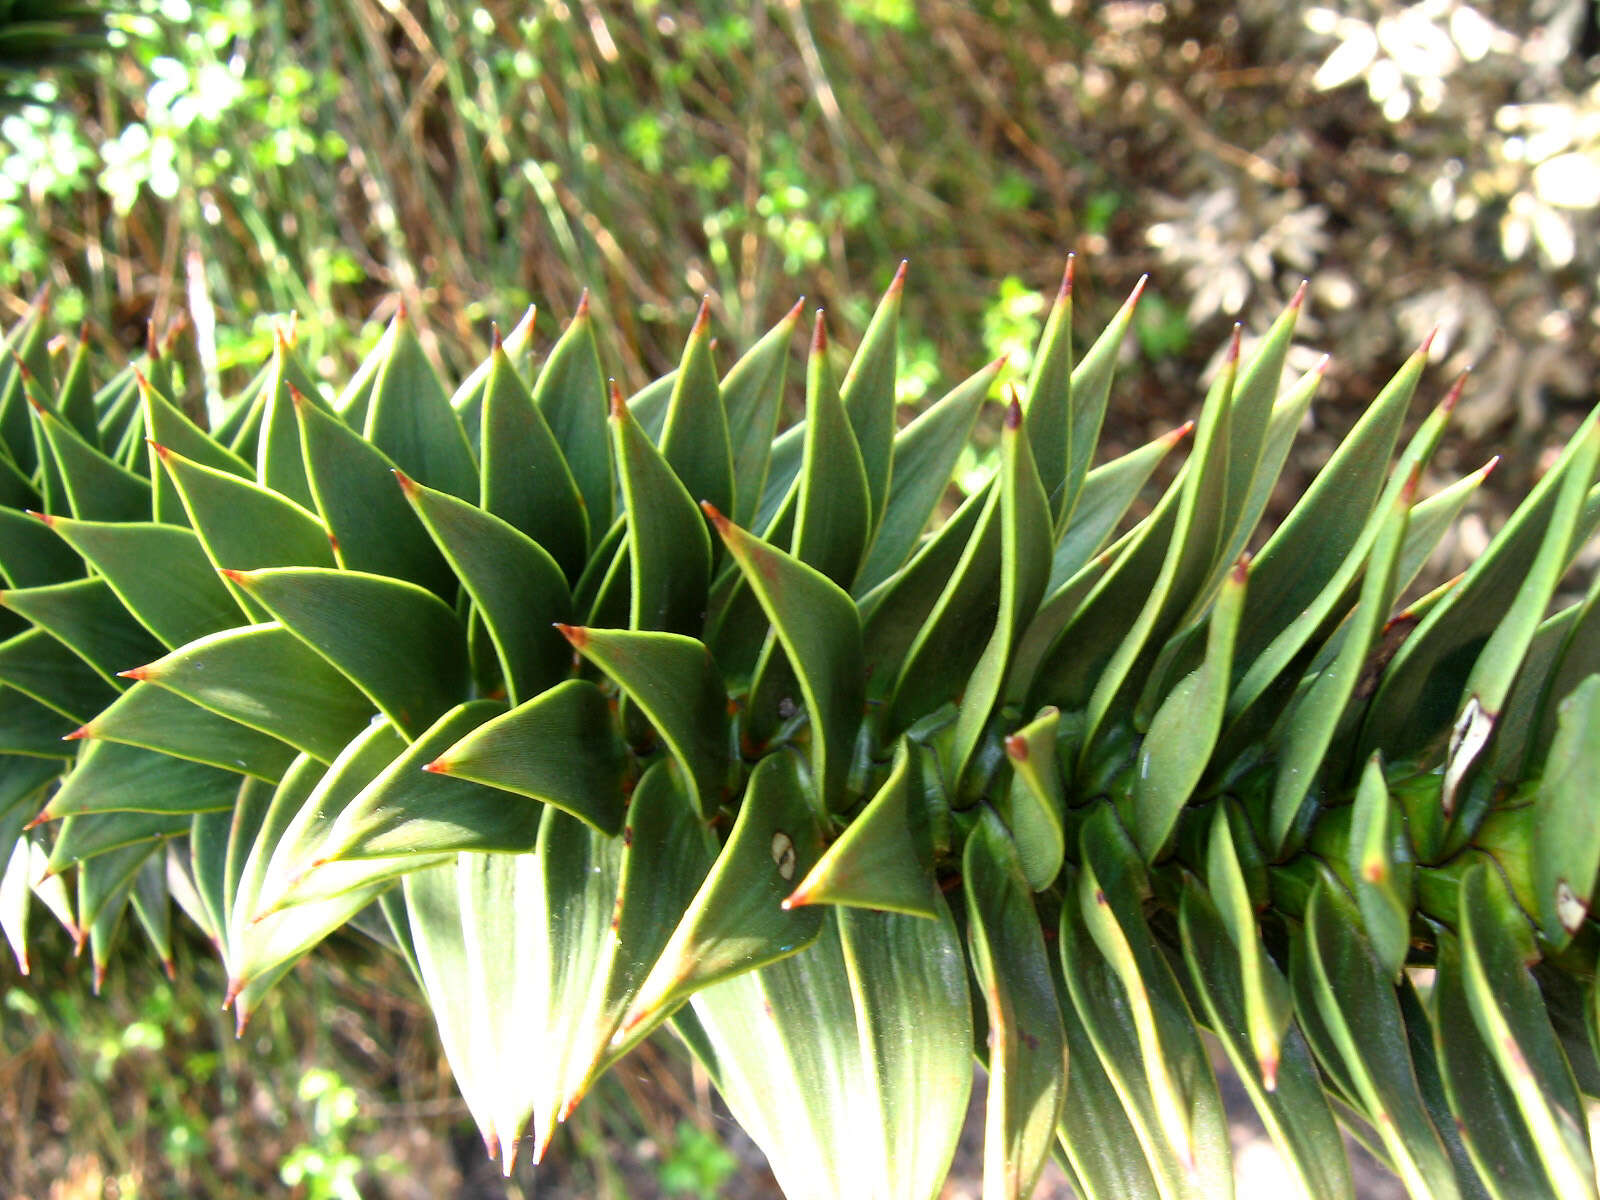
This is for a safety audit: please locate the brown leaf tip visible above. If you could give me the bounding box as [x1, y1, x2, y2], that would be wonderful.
[1290, 279, 1309, 311]
[554, 623, 588, 649]
[1260, 1055, 1280, 1093]
[1442, 369, 1470, 413]
[608, 379, 626, 420]
[217, 567, 257, 588]
[491, 322, 503, 352]
[22, 807, 51, 831]
[62, 725, 90, 741]
[1005, 733, 1029, 761]
[421, 757, 450, 775]
[147, 439, 171, 460]
[285, 381, 307, 410]
[1059, 254, 1075, 300]
[699, 500, 730, 531]
[576, 288, 591, 319]
[811, 309, 828, 356]
[1226, 323, 1243, 364]
[1230, 554, 1251, 583]
[1400, 462, 1424, 503]
[692, 295, 712, 336]
[392, 468, 419, 497]
[782, 296, 807, 324]
[1313, 353, 1331, 377]
[889, 259, 908, 294]
[26, 509, 54, 527]
[118, 665, 153, 681]
[1163, 419, 1196, 446]
[1129, 274, 1149, 307]
[1479, 454, 1501, 480]
[1419, 324, 1441, 357]
[1004, 395, 1023, 430]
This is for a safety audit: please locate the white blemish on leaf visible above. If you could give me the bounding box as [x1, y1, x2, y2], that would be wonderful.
[771, 831, 796, 880]
[1557, 879, 1587, 933]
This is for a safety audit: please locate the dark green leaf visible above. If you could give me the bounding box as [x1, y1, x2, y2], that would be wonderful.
[0, 576, 165, 683]
[622, 752, 826, 1039]
[534, 295, 612, 549]
[559, 627, 729, 817]
[1534, 675, 1600, 944]
[1179, 878, 1353, 1200]
[950, 398, 1053, 788]
[0, 505, 79, 586]
[47, 810, 191, 875]
[224, 566, 467, 738]
[0, 628, 118, 722]
[362, 309, 477, 501]
[74, 681, 297, 781]
[1225, 345, 1438, 728]
[1001, 706, 1066, 892]
[156, 443, 335, 592]
[965, 808, 1068, 1200]
[399, 471, 572, 704]
[839, 263, 904, 531]
[784, 742, 937, 916]
[660, 299, 735, 526]
[611, 383, 712, 635]
[427, 679, 626, 835]
[725, 300, 801, 529]
[1075, 806, 1232, 1192]
[1058, 272, 1144, 527]
[128, 622, 374, 763]
[1024, 260, 1074, 521]
[30, 400, 151, 521]
[1437, 415, 1600, 816]
[38, 515, 243, 648]
[479, 342, 588, 581]
[1131, 556, 1246, 860]
[294, 394, 456, 597]
[1433, 924, 1556, 1200]
[1292, 880, 1462, 1199]
[706, 505, 864, 813]
[790, 312, 871, 589]
[253, 332, 325, 508]
[0, 682, 80, 753]
[1459, 862, 1594, 1197]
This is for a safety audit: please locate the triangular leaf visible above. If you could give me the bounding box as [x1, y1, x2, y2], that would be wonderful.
[426, 679, 626, 835]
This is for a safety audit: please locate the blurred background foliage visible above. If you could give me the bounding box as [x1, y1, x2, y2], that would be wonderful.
[5, 0, 1600, 1195]
[7, 0, 1600, 455]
